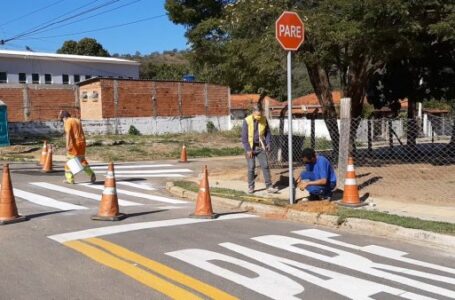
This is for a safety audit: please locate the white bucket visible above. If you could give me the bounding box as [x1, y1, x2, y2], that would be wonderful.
[67, 157, 84, 174]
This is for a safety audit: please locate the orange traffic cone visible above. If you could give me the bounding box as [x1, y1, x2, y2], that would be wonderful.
[42, 144, 53, 173]
[179, 145, 188, 163]
[190, 165, 217, 219]
[91, 162, 126, 221]
[0, 164, 27, 225]
[338, 157, 367, 207]
[39, 140, 48, 165]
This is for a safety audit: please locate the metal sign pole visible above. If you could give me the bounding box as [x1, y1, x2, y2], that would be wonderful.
[287, 51, 294, 204]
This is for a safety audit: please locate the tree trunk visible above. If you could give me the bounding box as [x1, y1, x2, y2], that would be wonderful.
[306, 61, 339, 159]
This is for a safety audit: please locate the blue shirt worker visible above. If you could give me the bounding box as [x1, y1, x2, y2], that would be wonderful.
[298, 148, 336, 200]
[242, 104, 278, 194]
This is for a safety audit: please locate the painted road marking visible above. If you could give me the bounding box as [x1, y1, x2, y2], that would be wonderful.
[115, 174, 185, 178]
[82, 238, 237, 299]
[95, 169, 193, 174]
[294, 229, 455, 276]
[48, 214, 257, 243]
[116, 181, 156, 191]
[91, 164, 174, 170]
[30, 182, 141, 207]
[65, 240, 203, 299]
[79, 183, 186, 204]
[14, 188, 88, 211]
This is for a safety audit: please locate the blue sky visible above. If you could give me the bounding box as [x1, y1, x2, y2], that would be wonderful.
[0, 0, 188, 55]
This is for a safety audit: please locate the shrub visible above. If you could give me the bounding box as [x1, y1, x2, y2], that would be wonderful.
[206, 121, 218, 133]
[128, 125, 141, 136]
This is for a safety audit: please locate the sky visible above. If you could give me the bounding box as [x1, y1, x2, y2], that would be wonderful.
[0, 0, 188, 55]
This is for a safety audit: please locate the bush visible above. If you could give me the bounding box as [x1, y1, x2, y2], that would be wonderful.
[128, 125, 141, 136]
[206, 121, 218, 133]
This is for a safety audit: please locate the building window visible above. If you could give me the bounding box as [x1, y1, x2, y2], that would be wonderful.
[45, 74, 52, 84]
[85, 75, 91, 80]
[32, 73, 39, 84]
[74, 74, 80, 83]
[0, 72, 7, 83]
[62, 74, 69, 84]
[19, 73, 26, 83]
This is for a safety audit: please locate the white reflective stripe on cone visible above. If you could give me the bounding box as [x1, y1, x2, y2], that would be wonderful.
[102, 187, 117, 195]
[347, 165, 355, 172]
[344, 178, 357, 185]
[106, 171, 114, 177]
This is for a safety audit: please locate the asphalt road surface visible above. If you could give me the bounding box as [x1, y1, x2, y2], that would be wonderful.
[1, 161, 454, 300]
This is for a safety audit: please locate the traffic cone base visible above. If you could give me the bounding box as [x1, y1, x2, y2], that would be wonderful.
[336, 201, 368, 208]
[91, 213, 126, 221]
[0, 215, 28, 225]
[92, 162, 126, 222]
[189, 212, 217, 219]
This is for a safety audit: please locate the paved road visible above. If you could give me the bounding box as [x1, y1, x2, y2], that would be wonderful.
[1, 161, 454, 299]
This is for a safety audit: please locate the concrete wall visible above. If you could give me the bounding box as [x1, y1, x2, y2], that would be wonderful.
[0, 56, 139, 84]
[8, 116, 230, 137]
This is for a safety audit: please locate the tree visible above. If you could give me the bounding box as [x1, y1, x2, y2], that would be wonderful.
[57, 38, 110, 57]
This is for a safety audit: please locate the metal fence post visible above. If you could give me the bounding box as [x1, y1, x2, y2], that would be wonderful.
[337, 98, 351, 190]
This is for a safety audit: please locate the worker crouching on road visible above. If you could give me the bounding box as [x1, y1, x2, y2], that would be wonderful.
[58, 110, 96, 184]
[297, 148, 336, 200]
[241, 103, 278, 194]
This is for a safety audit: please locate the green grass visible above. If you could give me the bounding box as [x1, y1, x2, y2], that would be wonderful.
[335, 208, 455, 236]
[173, 180, 288, 206]
[186, 147, 244, 157]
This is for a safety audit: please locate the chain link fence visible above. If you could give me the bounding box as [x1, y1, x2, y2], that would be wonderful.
[266, 113, 455, 203]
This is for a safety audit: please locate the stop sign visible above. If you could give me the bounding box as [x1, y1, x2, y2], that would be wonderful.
[275, 11, 304, 51]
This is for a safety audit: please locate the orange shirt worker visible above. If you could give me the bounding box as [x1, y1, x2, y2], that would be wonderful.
[58, 110, 96, 184]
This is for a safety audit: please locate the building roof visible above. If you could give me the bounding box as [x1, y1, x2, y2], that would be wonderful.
[230, 94, 282, 109]
[0, 49, 140, 66]
[292, 90, 342, 106]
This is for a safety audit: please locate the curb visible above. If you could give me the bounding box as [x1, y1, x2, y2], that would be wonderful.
[166, 182, 455, 253]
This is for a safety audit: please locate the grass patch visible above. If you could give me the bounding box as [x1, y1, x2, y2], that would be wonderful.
[335, 208, 455, 236]
[186, 147, 244, 157]
[173, 180, 287, 206]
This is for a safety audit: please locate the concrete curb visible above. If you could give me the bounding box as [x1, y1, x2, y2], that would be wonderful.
[166, 182, 455, 253]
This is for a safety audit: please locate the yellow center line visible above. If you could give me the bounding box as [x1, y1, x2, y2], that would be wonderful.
[85, 237, 238, 300]
[64, 240, 202, 300]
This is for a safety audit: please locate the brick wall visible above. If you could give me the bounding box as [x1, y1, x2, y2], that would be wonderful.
[0, 85, 78, 122]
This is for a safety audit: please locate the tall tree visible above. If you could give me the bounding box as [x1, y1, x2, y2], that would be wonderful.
[57, 38, 110, 57]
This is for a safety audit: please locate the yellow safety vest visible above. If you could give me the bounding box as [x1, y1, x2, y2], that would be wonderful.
[245, 115, 267, 149]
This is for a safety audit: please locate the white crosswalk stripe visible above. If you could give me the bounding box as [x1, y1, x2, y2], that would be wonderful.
[30, 182, 142, 207]
[115, 174, 185, 178]
[91, 164, 174, 170]
[116, 181, 156, 191]
[78, 183, 186, 204]
[95, 169, 192, 174]
[14, 188, 88, 211]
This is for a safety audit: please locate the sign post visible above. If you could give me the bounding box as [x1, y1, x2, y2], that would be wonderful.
[275, 11, 305, 204]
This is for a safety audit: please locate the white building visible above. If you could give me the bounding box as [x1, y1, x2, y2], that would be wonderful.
[0, 49, 140, 85]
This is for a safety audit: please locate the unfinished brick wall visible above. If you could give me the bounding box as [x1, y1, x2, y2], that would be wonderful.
[0, 85, 78, 122]
[79, 79, 230, 119]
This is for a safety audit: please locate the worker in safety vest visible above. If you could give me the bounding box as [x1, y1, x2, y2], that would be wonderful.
[241, 103, 278, 194]
[58, 110, 96, 184]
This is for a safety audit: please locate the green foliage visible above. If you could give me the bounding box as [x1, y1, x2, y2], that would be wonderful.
[206, 121, 217, 133]
[128, 125, 141, 136]
[423, 99, 454, 113]
[57, 38, 109, 57]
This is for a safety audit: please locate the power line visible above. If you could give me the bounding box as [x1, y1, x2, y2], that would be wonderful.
[20, 14, 167, 40]
[0, 0, 67, 27]
[3, 0, 121, 43]
[25, 0, 142, 37]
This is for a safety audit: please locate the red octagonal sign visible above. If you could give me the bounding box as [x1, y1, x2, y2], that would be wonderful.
[275, 11, 305, 51]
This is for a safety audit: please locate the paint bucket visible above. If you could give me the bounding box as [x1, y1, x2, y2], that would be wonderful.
[67, 157, 84, 174]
